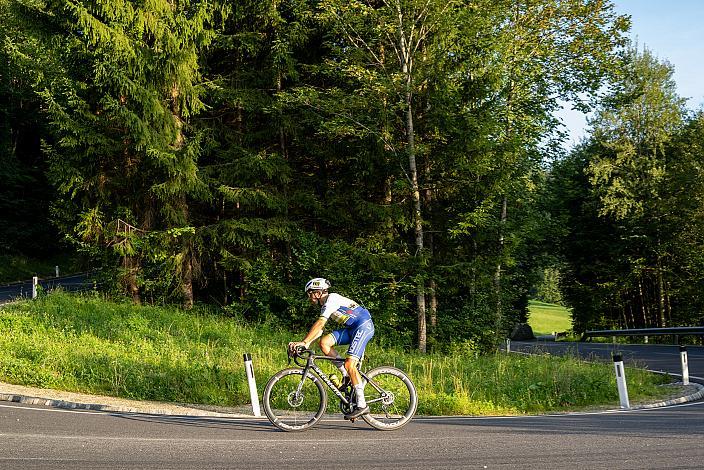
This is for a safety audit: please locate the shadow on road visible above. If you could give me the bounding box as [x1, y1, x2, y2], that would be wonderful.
[110, 412, 371, 434]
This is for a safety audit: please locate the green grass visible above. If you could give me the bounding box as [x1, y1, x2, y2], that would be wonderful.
[528, 300, 573, 336]
[0, 292, 671, 415]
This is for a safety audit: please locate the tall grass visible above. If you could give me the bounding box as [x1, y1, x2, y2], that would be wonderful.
[0, 292, 669, 415]
[361, 347, 667, 415]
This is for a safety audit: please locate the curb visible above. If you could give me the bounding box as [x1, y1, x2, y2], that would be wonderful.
[2, 383, 702, 419]
[631, 382, 704, 410]
[0, 392, 253, 418]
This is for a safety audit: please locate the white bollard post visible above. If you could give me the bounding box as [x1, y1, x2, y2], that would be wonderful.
[506, 338, 511, 353]
[55, 266, 60, 277]
[243, 353, 261, 417]
[680, 345, 690, 385]
[32, 276, 38, 299]
[613, 354, 630, 409]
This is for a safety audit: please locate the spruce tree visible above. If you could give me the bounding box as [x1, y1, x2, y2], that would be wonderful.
[7, 0, 215, 306]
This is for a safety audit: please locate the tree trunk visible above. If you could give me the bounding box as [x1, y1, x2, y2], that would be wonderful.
[182, 249, 194, 309]
[277, 71, 294, 283]
[470, 238, 477, 310]
[429, 278, 438, 329]
[423, 151, 437, 330]
[656, 256, 666, 328]
[494, 196, 508, 337]
[223, 271, 228, 306]
[427, 233, 437, 330]
[638, 279, 648, 327]
[170, 83, 194, 309]
[665, 281, 672, 325]
[178, 197, 194, 309]
[627, 304, 635, 329]
[124, 255, 141, 304]
[397, 16, 426, 351]
[406, 88, 426, 352]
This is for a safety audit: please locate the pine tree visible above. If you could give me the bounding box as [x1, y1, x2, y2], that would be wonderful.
[191, 0, 314, 310]
[8, 0, 216, 306]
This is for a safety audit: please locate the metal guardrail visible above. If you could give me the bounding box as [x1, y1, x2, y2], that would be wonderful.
[582, 326, 704, 343]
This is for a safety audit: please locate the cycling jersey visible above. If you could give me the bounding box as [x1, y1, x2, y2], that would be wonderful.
[320, 293, 374, 360]
[319, 293, 371, 329]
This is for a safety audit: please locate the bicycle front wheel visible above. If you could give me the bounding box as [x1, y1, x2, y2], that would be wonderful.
[361, 366, 417, 431]
[262, 368, 327, 432]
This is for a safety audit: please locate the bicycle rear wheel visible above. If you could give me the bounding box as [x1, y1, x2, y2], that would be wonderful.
[262, 368, 327, 432]
[361, 366, 417, 431]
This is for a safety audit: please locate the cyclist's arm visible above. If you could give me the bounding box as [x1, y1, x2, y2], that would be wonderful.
[301, 317, 328, 348]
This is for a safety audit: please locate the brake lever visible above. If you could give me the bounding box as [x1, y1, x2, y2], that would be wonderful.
[290, 346, 308, 367]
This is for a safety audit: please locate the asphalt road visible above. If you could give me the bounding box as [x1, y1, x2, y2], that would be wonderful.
[0, 273, 92, 303]
[2, 400, 703, 469]
[509, 341, 704, 382]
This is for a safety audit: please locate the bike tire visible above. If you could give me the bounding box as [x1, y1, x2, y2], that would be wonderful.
[361, 366, 417, 431]
[262, 368, 327, 432]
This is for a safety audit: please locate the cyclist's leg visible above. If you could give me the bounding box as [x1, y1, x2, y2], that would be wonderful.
[319, 332, 338, 357]
[345, 320, 374, 377]
[321, 329, 351, 376]
[344, 321, 374, 414]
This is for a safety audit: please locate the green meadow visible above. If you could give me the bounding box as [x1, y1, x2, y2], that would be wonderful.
[528, 300, 573, 337]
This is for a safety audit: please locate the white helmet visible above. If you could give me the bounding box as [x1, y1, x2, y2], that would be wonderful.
[305, 277, 331, 293]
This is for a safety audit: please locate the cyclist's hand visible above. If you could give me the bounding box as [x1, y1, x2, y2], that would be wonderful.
[288, 341, 306, 354]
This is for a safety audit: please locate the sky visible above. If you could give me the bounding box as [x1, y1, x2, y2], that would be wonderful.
[558, 0, 704, 148]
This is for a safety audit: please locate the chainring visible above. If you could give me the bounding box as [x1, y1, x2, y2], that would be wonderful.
[338, 387, 355, 415]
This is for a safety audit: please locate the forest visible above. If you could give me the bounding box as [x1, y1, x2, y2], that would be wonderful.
[2, 0, 703, 352]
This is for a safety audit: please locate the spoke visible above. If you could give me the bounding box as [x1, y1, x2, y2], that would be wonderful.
[361, 367, 417, 430]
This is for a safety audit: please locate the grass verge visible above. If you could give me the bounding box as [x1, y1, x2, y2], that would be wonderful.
[0, 292, 672, 415]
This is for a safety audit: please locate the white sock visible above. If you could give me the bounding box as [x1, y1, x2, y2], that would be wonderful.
[338, 364, 348, 377]
[354, 384, 366, 408]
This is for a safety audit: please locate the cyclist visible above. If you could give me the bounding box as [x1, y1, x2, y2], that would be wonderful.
[288, 277, 374, 420]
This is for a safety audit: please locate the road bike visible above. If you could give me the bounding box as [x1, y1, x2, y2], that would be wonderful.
[262, 346, 417, 432]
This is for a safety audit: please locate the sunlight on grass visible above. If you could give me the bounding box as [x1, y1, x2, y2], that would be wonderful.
[0, 292, 670, 416]
[528, 300, 572, 336]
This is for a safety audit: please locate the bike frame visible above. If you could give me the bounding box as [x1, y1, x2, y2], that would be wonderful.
[298, 354, 350, 405]
[294, 352, 385, 407]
